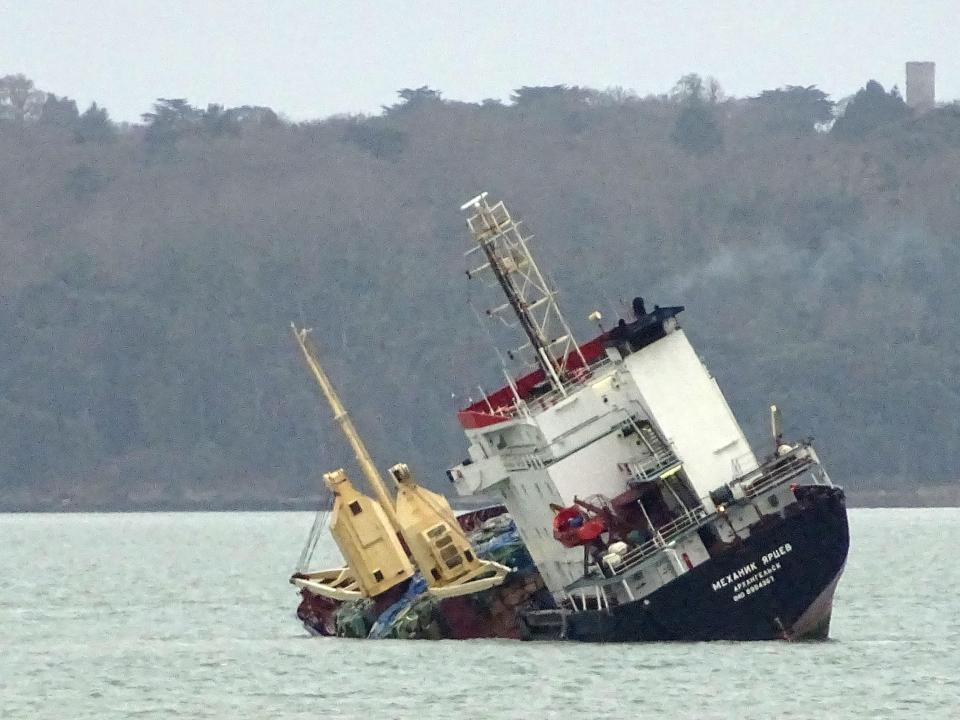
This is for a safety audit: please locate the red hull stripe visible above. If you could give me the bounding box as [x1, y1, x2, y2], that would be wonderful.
[457, 332, 609, 428]
[457, 409, 511, 429]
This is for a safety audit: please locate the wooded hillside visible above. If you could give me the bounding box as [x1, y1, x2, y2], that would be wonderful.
[2, 75, 958, 509]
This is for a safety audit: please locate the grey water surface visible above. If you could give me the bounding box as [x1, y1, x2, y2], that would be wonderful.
[2, 509, 958, 719]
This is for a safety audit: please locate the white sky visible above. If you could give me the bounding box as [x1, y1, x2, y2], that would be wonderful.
[1, 0, 956, 122]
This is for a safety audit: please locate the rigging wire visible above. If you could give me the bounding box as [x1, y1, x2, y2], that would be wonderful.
[296, 490, 333, 572]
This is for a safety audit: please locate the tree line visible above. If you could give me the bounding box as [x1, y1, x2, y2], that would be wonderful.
[1, 72, 958, 509]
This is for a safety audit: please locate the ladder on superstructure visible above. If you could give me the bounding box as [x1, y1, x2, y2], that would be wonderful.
[461, 192, 585, 396]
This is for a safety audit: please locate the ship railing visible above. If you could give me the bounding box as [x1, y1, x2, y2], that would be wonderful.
[563, 581, 614, 613]
[608, 505, 709, 575]
[524, 355, 617, 414]
[471, 353, 617, 423]
[731, 447, 815, 500]
[622, 451, 680, 485]
[474, 404, 524, 423]
[502, 452, 546, 471]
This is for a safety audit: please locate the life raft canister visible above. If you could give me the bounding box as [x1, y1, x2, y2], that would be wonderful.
[552, 506, 606, 548]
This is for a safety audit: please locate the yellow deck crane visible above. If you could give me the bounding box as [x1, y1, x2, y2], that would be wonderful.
[289, 324, 509, 602]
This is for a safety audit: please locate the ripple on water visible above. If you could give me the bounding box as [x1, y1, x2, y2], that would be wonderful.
[2, 509, 959, 719]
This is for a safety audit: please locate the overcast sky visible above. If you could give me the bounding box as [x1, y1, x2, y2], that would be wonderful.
[1, 0, 956, 122]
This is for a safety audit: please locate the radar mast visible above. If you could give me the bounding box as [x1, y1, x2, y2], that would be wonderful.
[461, 192, 585, 395]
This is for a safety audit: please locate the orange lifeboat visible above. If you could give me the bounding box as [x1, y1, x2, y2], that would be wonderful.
[552, 506, 606, 548]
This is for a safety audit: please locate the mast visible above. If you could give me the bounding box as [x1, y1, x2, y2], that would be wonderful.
[291, 323, 399, 527]
[461, 192, 584, 395]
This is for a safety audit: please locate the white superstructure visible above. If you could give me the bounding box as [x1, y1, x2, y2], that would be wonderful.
[449, 194, 759, 595]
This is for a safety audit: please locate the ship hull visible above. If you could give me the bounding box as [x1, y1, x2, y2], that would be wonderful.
[532, 484, 848, 642]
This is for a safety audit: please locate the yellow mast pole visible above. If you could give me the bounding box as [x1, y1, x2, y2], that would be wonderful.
[291, 323, 399, 527]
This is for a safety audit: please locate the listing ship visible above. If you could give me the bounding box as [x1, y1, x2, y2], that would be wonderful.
[448, 193, 848, 641]
[290, 192, 849, 642]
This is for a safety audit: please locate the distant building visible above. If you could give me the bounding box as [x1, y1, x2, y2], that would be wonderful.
[905, 61, 935, 112]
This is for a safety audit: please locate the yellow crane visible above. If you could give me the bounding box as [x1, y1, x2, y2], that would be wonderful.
[289, 324, 509, 602]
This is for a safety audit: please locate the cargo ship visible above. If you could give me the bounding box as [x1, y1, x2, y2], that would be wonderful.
[290, 192, 849, 641]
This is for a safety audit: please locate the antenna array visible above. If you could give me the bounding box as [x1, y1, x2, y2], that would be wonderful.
[461, 192, 584, 395]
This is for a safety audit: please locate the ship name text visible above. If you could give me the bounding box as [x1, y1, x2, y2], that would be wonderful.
[711, 543, 793, 601]
[711, 562, 758, 592]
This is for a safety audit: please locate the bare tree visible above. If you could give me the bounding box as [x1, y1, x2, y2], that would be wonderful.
[0, 74, 46, 123]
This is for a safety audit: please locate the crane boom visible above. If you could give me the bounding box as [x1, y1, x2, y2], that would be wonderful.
[291, 321, 509, 599]
[290, 323, 399, 527]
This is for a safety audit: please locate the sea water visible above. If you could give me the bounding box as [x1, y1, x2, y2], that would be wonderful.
[1, 509, 958, 719]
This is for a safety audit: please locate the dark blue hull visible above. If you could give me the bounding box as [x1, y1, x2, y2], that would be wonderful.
[531, 485, 848, 642]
